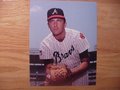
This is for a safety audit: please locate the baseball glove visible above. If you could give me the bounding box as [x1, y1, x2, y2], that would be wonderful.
[45, 64, 71, 85]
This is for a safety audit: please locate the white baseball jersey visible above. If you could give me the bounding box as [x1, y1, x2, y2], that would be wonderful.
[39, 28, 90, 85]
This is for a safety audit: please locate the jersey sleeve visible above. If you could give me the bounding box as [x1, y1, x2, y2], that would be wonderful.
[39, 42, 52, 59]
[74, 33, 90, 54]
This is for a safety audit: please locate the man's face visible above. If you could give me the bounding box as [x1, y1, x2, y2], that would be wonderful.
[48, 18, 66, 36]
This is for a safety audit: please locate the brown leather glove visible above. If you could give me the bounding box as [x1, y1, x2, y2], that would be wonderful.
[45, 64, 71, 85]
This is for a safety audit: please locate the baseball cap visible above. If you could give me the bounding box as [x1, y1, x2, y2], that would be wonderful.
[47, 8, 65, 20]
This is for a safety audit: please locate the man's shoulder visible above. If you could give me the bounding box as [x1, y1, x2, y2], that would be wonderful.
[41, 33, 53, 43]
[65, 28, 87, 41]
[66, 28, 80, 37]
[66, 28, 79, 33]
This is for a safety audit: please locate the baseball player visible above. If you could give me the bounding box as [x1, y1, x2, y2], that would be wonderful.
[39, 8, 90, 86]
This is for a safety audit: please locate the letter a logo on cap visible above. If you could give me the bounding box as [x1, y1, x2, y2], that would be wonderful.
[52, 9, 58, 15]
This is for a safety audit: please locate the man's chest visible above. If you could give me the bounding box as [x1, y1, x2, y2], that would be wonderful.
[50, 42, 77, 61]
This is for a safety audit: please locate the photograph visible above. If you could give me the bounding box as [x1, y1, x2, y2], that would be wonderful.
[30, 0, 97, 86]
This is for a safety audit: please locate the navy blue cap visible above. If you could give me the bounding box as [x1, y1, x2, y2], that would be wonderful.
[47, 8, 65, 20]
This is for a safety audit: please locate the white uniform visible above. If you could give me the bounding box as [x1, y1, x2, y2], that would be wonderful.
[39, 28, 90, 85]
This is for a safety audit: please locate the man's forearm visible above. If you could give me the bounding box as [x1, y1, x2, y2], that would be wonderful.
[70, 58, 89, 75]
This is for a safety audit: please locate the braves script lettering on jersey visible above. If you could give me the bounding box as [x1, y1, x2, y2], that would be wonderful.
[39, 28, 90, 85]
[53, 45, 75, 64]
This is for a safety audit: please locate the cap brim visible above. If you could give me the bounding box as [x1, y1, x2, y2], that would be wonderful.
[48, 15, 65, 20]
